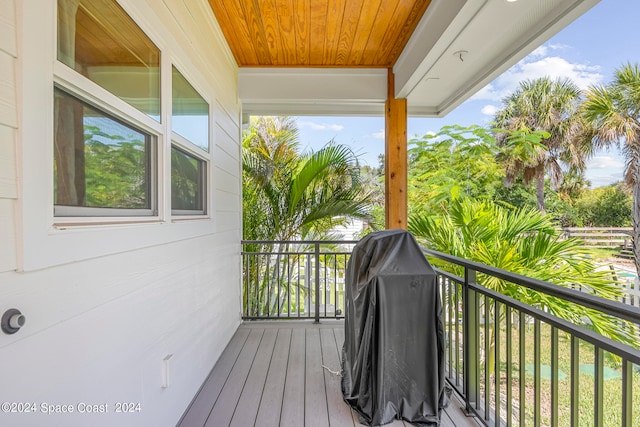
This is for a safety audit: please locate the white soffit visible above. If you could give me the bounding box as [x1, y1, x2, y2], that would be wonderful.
[238, 0, 600, 117]
[399, 0, 601, 117]
[238, 68, 387, 116]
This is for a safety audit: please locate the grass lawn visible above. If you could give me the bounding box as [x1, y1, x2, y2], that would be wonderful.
[583, 246, 623, 261]
[476, 321, 640, 427]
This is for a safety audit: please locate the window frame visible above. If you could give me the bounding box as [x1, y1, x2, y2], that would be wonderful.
[169, 64, 211, 218]
[52, 85, 159, 218]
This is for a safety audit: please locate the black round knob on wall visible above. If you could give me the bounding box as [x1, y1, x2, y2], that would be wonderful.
[2, 309, 26, 335]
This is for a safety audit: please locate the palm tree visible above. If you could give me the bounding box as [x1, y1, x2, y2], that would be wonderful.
[243, 117, 371, 241]
[409, 198, 636, 373]
[494, 77, 590, 212]
[242, 116, 372, 316]
[583, 63, 640, 274]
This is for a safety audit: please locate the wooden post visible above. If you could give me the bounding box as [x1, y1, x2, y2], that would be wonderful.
[385, 69, 408, 230]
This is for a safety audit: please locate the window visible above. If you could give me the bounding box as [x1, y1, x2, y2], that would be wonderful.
[53, 89, 156, 216]
[171, 66, 209, 215]
[172, 66, 209, 151]
[53, 0, 210, 220]
[19, 0, 218, 269]
[57, 0, 161, 119]
[171, 147, 206, 215]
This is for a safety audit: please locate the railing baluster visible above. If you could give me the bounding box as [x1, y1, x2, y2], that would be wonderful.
[333, 254, 338, 318]
[495, 301, 501, 427]
[484, 296, 490, 422]
[306, 254, 312, 319]
[276, 251, 281, 317]
[622, 359, 632, 427]
[550, 327, 559, 427]
[286, 253, 291, 316]
[297, 254, 301, 318]
[570, 336, 579, 426]
[594, 346, 604, 427]
[464, 267, 479, 415]
[265, 253, 271, 317]
[257, 254, 263, 316]
[447, 277, 453, 380]
[314, 242, 320, 323]
[506, 306, 512, 427]
[534, 319, 541, 427]
[519, 312, 525, 427]
[456, 281, 461, 387]
[323, 253, 327, 317]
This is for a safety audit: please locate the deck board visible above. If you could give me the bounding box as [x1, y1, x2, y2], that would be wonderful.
[305, 327, 330, 427]
[178, 327, 250, 427]
[320, 328, 354, 427]
[254, 328, 292, 426]
[179, 321, 480, 427]
[229, 328, 277, 427]
[280, 328, 306, 426]
[204, 328, 263, 426]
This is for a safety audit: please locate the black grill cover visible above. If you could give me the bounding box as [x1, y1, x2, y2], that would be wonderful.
[341, 229, 445, 426]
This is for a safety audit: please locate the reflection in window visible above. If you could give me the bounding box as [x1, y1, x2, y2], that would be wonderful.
[172, 66, 209, 151]
[54, 88, 154, 215]
[57, 0, 160, 119]
[171, 146, 206, 214]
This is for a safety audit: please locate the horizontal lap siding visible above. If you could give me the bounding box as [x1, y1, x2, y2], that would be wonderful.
[0, 0, 17, 273]
[0, 1, 242, 427]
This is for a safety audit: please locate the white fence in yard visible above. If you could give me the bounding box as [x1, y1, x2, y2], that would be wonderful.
[561, 227, 633, 247]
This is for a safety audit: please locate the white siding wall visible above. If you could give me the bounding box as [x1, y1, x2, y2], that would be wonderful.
[0, 1, 242, 426]
[0, 0, 18, 273]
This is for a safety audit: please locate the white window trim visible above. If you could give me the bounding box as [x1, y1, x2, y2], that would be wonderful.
[17, 0, 216, 272]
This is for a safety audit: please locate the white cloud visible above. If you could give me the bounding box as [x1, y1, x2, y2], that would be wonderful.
[530, 46, 548, 57]
[586, 173, 624, 188]
[481, 104, 499, 116]
[371, 129, 385, 139]
[298, 121, 344, 131]
[586, 155, 625, 169]
[470, 44, 603, 103]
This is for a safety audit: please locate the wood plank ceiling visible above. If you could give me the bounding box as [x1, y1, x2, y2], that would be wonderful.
[208, 0, 432, 67]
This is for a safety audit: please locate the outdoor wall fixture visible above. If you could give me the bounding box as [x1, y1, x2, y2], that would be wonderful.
[1, 308, 26, 334]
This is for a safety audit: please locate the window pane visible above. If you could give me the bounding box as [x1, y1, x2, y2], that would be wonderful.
[54, 88, 154, 214]
[57, 0, 160, 119]
[171, 146, 206, 213]
[172, 66, 209, 151]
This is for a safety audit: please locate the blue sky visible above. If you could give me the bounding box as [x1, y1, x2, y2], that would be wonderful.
[294, 0, 639, 187]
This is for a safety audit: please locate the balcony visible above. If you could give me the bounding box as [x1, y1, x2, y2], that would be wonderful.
[177, 321, 477, 427]
[180, 240, 640, 427]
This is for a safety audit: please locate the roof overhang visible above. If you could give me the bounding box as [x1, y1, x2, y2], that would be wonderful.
[237, 0, 600, 117]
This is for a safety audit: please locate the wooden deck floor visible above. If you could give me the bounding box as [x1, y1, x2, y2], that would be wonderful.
[178, 321, 479, 427]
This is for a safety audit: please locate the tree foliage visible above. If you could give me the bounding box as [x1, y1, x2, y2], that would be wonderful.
[82, 125, 147, 208]
[574, 183, 632, 227]
[242, 116, 372, 241]
[408, 124, 504, 216]
[583, 63, 640, 273]
[409, 198, 637, 347]
[494, 77, 591, 212]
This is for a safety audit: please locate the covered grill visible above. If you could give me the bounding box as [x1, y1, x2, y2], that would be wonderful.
[341, 229, 447, 426]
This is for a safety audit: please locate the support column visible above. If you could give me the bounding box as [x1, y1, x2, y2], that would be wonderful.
[384, 69, 408, 230]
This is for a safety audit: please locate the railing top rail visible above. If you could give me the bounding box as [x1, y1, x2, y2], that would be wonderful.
[423, 247, 640, 325]
[242, 239, 359, 245]
[437, 268, 640, 364]
[562, 227, 633, 231]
